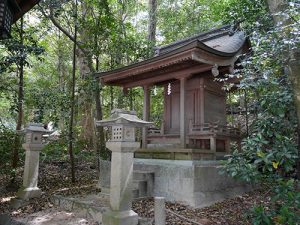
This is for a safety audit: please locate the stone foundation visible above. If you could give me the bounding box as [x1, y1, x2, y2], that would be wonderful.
[99, 158, 251, 208]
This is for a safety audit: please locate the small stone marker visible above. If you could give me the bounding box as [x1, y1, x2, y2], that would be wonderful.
[95, 109, 152, 225]
[155, 197, 166, 225]
[11, 123, 51, 208]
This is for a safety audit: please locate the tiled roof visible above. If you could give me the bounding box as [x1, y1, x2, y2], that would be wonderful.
[95, 24, 248, 80]
[155, 25, 245, 56]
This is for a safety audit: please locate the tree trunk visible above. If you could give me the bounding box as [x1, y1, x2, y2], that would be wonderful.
[148, 0, 157, 55]
[95, 57, 107, 161]
[76, 1, 98, 149]
[12, 17, 24, 170]
[265, 0, 300, 178]
[76, 48, 95, 148]
[57, 30, 66, 130]
[68, 1, 77, 183]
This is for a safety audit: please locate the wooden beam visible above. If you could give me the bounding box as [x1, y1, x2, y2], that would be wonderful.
[122, 64, 212, 89]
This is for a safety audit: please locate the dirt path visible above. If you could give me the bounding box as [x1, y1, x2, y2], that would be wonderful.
[15, 208, 99, 225]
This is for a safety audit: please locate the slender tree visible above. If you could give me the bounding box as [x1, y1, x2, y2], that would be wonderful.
[148, 0, 157, 52]
[68, 0, 78, 183]
[12, 17, 24, 169]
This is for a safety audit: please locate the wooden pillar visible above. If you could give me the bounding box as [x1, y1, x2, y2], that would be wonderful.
[180, 77, 186, 148]
[142, 85, 150, 148]
[199, 78, 205, 124]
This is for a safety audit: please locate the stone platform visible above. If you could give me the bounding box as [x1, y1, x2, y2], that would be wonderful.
[99, 158, 252, 208]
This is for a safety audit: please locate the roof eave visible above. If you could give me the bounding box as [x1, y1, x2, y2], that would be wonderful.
[95, 38, 244, 80]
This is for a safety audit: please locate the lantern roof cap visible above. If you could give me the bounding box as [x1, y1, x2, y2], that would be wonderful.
[25, 123, 52, 133]
[95, 109, 153, 128]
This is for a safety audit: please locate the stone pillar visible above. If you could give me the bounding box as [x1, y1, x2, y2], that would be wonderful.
[18, 144, 42, 199]
[155, 197, 166, 225]
[210, 136, 217, 160]
[103, 142, 140, 225]
[142, 85, 150, 149]
[95, 109, 152, 225]
[180, 77, 186, 148]
[11, 124, 51, 208]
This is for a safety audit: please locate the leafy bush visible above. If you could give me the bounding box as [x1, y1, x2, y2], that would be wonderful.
[0, 122, 25, 174]
[251, 179, 300, 225]
[41, 127, 95, 162]
[0, 124, 15, 165]
[221, 2, 300, 224]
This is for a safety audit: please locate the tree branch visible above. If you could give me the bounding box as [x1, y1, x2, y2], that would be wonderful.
[38, 4, 86, 53]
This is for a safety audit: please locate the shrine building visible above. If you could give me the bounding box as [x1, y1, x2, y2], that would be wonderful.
[95, 25, 250, 160]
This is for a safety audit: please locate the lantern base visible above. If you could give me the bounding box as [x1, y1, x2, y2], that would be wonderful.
[102, 209, 138, 225]
[10, 198, 29, 209]
[16, 186, 42, 200]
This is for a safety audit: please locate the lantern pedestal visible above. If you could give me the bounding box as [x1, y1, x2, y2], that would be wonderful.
[102, 142, 140, 225]
[17, 143, 43, 200]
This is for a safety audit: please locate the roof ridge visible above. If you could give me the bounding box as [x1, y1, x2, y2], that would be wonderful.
[155, 24, 231, 55]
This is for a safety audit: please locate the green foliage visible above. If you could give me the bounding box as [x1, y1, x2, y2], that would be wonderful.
[158, 0, 221, 43]
[220, 1, 300, 224]
[0, 121, 24, 171]
[250, 179, 300, 225]
[42, 126, 94, 162]
[0, 123, 16, 166]
[0, 22, 44, 74]
[222, 0, 299, 178]
[251, 205, 273, 225]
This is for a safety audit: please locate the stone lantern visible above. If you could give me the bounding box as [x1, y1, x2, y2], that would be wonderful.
[95, 109, 152, 225]
[12, 123, 52, 208]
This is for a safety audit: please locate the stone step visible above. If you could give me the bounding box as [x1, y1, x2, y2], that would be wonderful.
[133, 180, 147, 197]
[132, 188, 140, 199]
[132, 170, 154, 198]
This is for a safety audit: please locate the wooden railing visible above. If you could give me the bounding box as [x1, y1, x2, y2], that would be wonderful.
[147, 120, 240, 137]
[189, 121, 240, 136]
[148, 120, 164, 135]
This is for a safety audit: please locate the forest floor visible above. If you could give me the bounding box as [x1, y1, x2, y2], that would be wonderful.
[0, 159, 270, 225]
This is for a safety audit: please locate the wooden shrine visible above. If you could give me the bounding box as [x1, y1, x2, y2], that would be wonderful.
[95, 25, 250, 160]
